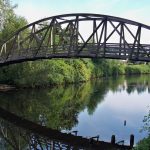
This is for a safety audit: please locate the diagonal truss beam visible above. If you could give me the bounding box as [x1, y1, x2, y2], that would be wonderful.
[78, 19, 105, 53]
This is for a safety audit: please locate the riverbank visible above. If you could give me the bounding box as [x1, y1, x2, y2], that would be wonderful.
[0, 84, 16, 91]
[0, 59, 149, 88]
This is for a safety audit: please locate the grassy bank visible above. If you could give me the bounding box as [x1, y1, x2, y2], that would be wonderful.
[0, 59, 150, 88]
[125, 64, 150, 75]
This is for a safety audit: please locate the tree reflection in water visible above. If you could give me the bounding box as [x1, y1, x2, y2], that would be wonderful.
[0, 75, 150, 130]
[0, 75, 150, 149]
[0, 80, 109, 131]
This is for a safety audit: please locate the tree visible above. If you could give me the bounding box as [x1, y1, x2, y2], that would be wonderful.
[0, 1, 27, 42]
[0, 0, 17, 31]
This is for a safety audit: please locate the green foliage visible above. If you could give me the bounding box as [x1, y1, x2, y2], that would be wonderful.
[0, 0, 27, 41]
[45, 58, 94, 85]
[47, 59, 75, 85]
[0, 59, 150, 87]
[92, 59, 125, 77]
[92, 59, 105, 77]
[0, 59, 94, 87]
[0, 0, 15, 30]
[125, 64, 150, 75]
[134, 104, 150, 150]
[134, 136, 150, 150]
[0, 15, 27, 40]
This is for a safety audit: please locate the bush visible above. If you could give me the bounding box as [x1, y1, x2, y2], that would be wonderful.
[0, 59, 94, 87]
[134, 136, 150, 150]
[0, 59, 150, 88]
[125, 64, 150, 75]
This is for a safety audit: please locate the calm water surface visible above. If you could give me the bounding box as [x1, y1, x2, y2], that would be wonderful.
[0, 75, 150, 146]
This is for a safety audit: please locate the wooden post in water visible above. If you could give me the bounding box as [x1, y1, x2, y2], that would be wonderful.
[130, 134, 134, 147]
[111, 135, 115, 144]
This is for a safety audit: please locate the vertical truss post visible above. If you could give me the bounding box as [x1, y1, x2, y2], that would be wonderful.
[52, 18, 56, 54]
[5, 36, 17, 61]
[53, 29, 55, 54]
[26, 25, 35, 53]
[130, 25, 141, 59]
[103, 18, 107, 56]
[93, 20, 99, 52]
[46, 22, 53, 52]
[119, 23, 124, 57]
[95, 21, 99, 44]
[96, 22, 105, 56]
[52, 26, 55, 54]
[78, 19, 104, 54]
[17, 34, 20, 52]
[122, 25, 126, 57]
[50, 25, 53, 49]
[69, 19, 78, 55]
[0, 43, 6, 56]
[75, 16, 79, 53]
[93, 20, 96, 47]
[136, 26, 141, 59]
[52, 19, 65, 54]
[68, 22, 75, 55]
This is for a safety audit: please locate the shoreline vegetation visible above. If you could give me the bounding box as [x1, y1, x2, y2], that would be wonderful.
[0, 1, 150, 149]
[0, 0, 150, 89]
[0, 59, 150, 88]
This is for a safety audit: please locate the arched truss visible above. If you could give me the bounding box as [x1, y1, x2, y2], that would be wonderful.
[0, 13, 150, 66]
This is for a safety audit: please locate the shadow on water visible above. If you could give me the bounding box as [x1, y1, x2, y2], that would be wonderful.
[0, 75, 150, 149]
[0, 107, 133, 150]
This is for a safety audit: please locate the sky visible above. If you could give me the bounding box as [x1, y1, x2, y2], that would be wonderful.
[12, 0, 150, 25]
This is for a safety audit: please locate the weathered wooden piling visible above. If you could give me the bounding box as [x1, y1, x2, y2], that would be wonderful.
[111, 135, 116, 144]
[130, 134, 134, 147]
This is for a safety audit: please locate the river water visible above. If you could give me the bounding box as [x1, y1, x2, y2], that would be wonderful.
[0, 75, 150, 148]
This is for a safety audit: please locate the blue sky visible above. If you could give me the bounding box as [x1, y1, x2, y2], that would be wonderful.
[12, 0, 150, 25]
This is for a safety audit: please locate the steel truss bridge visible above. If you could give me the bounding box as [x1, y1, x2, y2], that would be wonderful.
[1, 13, 150, 66]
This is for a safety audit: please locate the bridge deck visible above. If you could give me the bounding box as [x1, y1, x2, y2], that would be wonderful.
[0, 44, 150, 66]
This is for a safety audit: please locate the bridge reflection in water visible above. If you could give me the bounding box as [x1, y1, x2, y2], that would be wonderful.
[0, 107, 133, 150]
